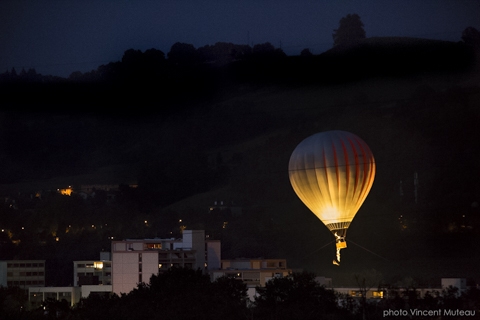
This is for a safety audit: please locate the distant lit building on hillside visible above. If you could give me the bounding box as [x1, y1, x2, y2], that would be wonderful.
[79, 184, 119, 194]
[111, 230, 221, 295]
[208, 200, 242, 216]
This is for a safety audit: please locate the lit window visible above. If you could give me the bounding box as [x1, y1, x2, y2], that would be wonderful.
[146, 243, 162, 249]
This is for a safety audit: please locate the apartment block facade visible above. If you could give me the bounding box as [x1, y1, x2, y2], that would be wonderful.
[0, 260, 45, 290]
[111, 230, 221, 295]
[73, 260, 112, 286]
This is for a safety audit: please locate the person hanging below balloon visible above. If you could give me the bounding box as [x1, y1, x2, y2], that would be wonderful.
[288, 130, 376, 265]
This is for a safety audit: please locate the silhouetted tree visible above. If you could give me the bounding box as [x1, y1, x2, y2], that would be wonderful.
[300, 48, 313, 56]
[167, 42, 199, 65]
[143, 48, 166, 62]
[42, 298, 71, 319]
[332, 13, 366, 47]
[252, 42, 286, 59]
[210, 276, 249, 319]
[254, 271, 342, 320]
[0, 286, 29, 319]
[354, 269, 383, 320]
[118, 267, 248, 320]
[462, 26, 480, 47]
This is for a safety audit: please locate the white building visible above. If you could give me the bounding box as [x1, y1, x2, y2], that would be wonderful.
[73, 254, 112, 287]
[72, 252, 113, 298]
[29, 286, 81, 307]
[441, 278, 467, 296]
[80, 284, 113, 299]
[315, 276, 333, 288]
[111, 230, 220, 295]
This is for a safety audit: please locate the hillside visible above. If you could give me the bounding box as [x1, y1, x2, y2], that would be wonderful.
[159, 71, 480, 286]
[1, 37, 480, 286]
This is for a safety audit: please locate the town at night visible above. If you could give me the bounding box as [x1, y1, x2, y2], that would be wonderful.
[1, 1, 480, 319]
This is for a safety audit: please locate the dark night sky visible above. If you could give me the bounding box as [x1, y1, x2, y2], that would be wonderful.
[1, 0, 479, 78]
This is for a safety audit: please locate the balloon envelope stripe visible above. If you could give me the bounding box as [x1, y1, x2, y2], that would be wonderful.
[332, 140, 341, 212]
[353, 135, 375, 215]
[340, 137, 351, 215]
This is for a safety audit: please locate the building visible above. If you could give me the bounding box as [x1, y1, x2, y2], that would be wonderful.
[80, 284, 113, 299]
[315, 276, 333, 288]
[334, 278, 467, 301]
[441, 278, 467, 296]
[334, 287, 389, 300]
[79, 184, 119, 194]
[111, 230, 220, 295]
[28, 253, 113, 307]
[73, 253, 112, 286]
[0, 260, 45, 291]
[29, 286, 81, 307]
[333, 286, 445, 301]
[211, 258, 292, 300]
[208, 200, 242, 216]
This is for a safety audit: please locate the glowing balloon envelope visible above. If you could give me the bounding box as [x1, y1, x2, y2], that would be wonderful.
[288, 130, 375, 265]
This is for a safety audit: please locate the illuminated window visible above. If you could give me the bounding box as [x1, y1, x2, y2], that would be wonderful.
[59, 187, 73, 196]
[146, 243, 162, 249]
[372, 291, 384, 298]
[350, 291, 362, 297]
[94, 262, 103, 269]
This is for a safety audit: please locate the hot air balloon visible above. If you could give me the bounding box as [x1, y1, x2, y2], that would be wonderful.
[288, 130, 375, 265]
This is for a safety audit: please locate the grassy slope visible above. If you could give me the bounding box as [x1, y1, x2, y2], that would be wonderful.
[163, 61, 480, 286]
